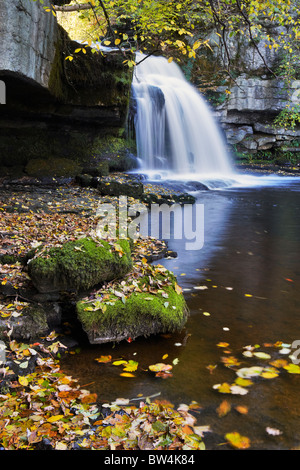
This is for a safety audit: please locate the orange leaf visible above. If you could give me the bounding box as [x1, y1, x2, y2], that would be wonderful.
[81, 393, 98, 404]
[217, 400, 231, 417]
[235, 405, 248, 415]
[95, 355, 112, 363]
[182, 425, 194, 435]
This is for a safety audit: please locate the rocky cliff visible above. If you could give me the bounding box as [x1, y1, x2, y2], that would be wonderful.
[200, 23, 300, 163]
[0, 0, 134, 177]
[0, 0, 57, 88]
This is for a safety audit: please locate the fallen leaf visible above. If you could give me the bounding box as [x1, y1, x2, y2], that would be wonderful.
[94, 355, 112, 363]
[149, 363, 173, 372]
[225, 432, 251, 449]
[284, 363, 300, 374]
[266, 427, 282, 436]
[217, 400, 231, 417]
[235, 405, 248, 415]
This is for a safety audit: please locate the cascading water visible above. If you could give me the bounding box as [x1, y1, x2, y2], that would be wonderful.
[131, 52, 234, 184]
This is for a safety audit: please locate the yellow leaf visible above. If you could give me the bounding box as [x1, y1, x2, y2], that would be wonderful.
[18, 376, 28, 386]
[174, 283, 182, 294]
[168, 57, 173, 63]
[112, 360, 128, 366]
[115, 39, 121, 45]
[225, 432, 251, 449]
[193, 40, 201, 50]
[104, 40, 111, 46]
[47, 415, 65, 423]
[120, 372, 135, 377]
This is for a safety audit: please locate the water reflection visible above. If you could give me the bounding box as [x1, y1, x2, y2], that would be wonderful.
[61, 178, 300, 449]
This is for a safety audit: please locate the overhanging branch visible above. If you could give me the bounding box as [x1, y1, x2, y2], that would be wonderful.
[54, 3, 93, 12]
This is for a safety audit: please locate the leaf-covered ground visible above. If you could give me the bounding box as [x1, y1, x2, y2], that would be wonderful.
[1, 178, 300, 450]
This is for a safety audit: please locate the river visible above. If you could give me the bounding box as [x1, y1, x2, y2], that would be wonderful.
[61, 173, 300, 450]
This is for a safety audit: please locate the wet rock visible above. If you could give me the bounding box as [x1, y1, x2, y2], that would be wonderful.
[0, 304, 49, 342]
[96, 179, 144, 199]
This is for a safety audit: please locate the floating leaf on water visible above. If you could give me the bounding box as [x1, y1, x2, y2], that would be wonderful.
[217, 342, 230, 348]
[120, 372, 135, 378]
[234, 377, 253, 387]
[149, 363, 173, 372]
[230, 385, 248, 395]
[94, 355, 112, 363]
[203, 311, 210, 316]
[242, 350, 253, 357]
[225, 432, 251, 449]
[270, 359, 288, 368]
[253, 352, 271, 359]
[221, 356, 241, 368]
[284, 363, 300, 374]
[236, 366, 264, 378]
[266, 427, 282, 436]
[279, 348, 291, 355]
[213, 382, 231, 394]
[112, 360, 128, 366]
[123, 360, 138, 372]
[261, 368, 279, 379]
[235, 405, 248, 415]
[217, 400, 231, 417]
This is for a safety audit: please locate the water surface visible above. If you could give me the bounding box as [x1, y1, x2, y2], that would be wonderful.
[61, 175, 300, 450]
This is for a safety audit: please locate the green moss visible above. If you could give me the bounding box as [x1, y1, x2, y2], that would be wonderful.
[76, 272, 189, 343]
[28, 237, 132, 293]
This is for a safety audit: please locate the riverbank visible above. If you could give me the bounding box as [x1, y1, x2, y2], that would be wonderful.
[1, 169, 300, 450]
[0, 173, 205, 450]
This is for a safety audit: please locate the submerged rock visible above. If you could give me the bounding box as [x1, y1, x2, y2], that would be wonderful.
[27, 237, 132, 294]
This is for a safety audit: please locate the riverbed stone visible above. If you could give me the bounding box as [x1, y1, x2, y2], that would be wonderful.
[27, 237, 133, 293]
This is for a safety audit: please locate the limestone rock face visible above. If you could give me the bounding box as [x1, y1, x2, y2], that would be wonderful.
[0, 0, 57, 88]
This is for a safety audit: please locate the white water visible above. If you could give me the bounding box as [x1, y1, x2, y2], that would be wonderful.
[132, 52, 233, 180]
[131, 52, 299, 190]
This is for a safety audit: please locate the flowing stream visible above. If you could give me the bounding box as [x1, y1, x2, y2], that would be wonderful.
[61, 53, 300, 449]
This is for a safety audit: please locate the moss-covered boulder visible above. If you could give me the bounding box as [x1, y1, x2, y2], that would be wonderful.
[76, 265, 188, 344]
[27, 237, 132, 294]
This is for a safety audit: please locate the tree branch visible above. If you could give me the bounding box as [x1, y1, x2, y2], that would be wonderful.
[54, 3, 93, 12]
[235, 0, 277, 77]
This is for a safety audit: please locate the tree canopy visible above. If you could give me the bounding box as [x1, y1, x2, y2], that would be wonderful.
[43, 0, 299, 74]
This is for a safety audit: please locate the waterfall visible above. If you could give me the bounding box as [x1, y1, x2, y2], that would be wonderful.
[131, 52, 234, 182]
